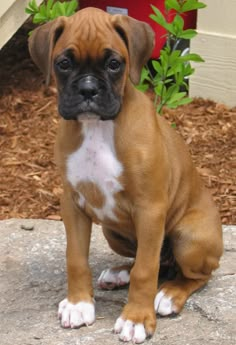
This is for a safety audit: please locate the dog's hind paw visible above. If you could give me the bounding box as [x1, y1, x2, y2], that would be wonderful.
[97, 268, 130, 290]
[154, 290, 178, 316]
[58, 298, 95, 328]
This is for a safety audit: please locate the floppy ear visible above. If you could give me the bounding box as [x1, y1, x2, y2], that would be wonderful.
[112, 15, 155, 85]
[28, 17, 67, 85]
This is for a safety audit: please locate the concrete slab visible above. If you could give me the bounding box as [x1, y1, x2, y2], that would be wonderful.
[0, 219, 235, 345]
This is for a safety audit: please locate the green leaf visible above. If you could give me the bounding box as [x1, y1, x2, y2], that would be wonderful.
[150, 5, 166, 26]
[152, 60, 163, 76]
[180, 53, 205, 63]
[184, 64, 195, 77]
[135, 66, 151, 90]
[182, 1, 206, 12]
[179, 97, 193, 105]
[30, 0, 39, 12]
[51, 2, 60, 19]
[65, 0, 78, 16]
[182, 64, 195, 77]
[153, 73, 162, 86]
[140, 67, 151, 83]
[166, 103, 179, 109]
[176, 97, 193, 106]
[168, 97, 193, 108]
[176, 74, 185, 86]
[46, 0, 54, 17]
[165, 0, 181, 12]
[163, 78, 173, 84]
[150, 6, 173, 32]
[162, 84, 167, 98]
[58, 2, 67, 16]
[182, 81, 190, 90]
[174, 64, 185, 85]
[168, 91, 186, 103]
[33, 13, 48, 24]
[165, 86, 176, 101]
[172, 14, 184, 33]
[178, 29, 197, 39]
[169, 50, 181, 65]
[154, 83, 164, 97]
[160, 49, 169, 74]
[165, 84, 179, 101]
[25, 0, 39, 14]
[25, 8, 35, 15]
[136, 84, 149, 92]
[167, 64, 181, 77]
[39, 3, 47, 17]
[156, 103, 163, 114]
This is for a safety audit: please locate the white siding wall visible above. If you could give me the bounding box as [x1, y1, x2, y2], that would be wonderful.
[0, 0, 44, 49]
[190, 0, 236, 107]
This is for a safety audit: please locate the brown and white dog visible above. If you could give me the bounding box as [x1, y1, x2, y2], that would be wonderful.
[29, 7, 223, 343]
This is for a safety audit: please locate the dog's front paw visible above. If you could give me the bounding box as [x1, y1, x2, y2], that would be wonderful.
[58, 298, 95, 328]
[113, 304, 156, 343]
[114, 317, 147, 344]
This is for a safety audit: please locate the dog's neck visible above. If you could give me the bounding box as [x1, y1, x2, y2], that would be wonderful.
[79, 118, 116, 152]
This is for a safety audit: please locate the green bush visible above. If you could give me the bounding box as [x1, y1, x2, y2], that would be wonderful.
[136, 0, 206, 114]
[25, 0, 78, 23]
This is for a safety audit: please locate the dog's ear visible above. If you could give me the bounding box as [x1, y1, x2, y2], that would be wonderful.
[28, 17, 67, 85]
[112, 15, 155, 85]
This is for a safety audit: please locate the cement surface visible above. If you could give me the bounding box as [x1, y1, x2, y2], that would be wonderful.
[0, 219, 235, 345]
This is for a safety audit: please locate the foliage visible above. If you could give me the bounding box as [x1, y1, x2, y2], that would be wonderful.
[25, 0, 78, 23]
[136, 0, 206, 114]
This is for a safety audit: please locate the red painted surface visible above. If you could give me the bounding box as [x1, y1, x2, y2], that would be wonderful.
[79, 0, 197, 58]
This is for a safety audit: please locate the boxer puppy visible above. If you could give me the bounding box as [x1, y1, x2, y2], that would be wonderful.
[29, 7, 223, 343]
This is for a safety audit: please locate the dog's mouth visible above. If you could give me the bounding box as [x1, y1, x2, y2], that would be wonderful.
[77, 112, 98, 120]
[58, 97, 121, 121]
[58, 104, 120, 121]
[75, 112, 103, 123]
[57, 75, 122, 121]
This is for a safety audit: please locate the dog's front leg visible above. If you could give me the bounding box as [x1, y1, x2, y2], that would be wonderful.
[58, 192, 95, 329]
[114, 206, 165, 343]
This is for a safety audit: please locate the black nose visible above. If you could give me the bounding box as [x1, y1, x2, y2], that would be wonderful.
[78, 76, 99, 100]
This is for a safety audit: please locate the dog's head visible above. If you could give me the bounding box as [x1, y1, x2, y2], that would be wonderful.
[29, 7, 154, 121]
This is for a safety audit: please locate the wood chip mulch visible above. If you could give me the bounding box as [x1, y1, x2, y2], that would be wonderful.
[0, 24, 235, 224]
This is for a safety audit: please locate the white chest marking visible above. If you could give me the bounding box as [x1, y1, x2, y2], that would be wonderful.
[66, 119, 123, 221]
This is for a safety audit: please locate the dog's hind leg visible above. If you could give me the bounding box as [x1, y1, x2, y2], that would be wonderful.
[155, 206, 223, 316]
[97, 227, 136, 290]
[98, 229, 177, 290]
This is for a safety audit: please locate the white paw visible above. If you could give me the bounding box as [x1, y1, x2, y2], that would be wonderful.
[58, 298, 95, 328]
[154, 290, 177, 316]
[97, 268, 130, 290]
[114, 317, 146, 344]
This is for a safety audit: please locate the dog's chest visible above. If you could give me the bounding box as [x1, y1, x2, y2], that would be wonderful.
[66, 120, 123, 222]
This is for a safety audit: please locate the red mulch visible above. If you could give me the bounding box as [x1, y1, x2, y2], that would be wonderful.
[0, 24, 235, 223]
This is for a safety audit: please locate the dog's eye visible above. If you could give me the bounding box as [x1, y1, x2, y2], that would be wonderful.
[57, 58, 72, 71]
[107, 59, 121, 72]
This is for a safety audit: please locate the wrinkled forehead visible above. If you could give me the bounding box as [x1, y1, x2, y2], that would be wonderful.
[53, 11, 128, 60]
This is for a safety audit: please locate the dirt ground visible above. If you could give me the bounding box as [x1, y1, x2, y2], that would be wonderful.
[0, 23, 235, 223]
